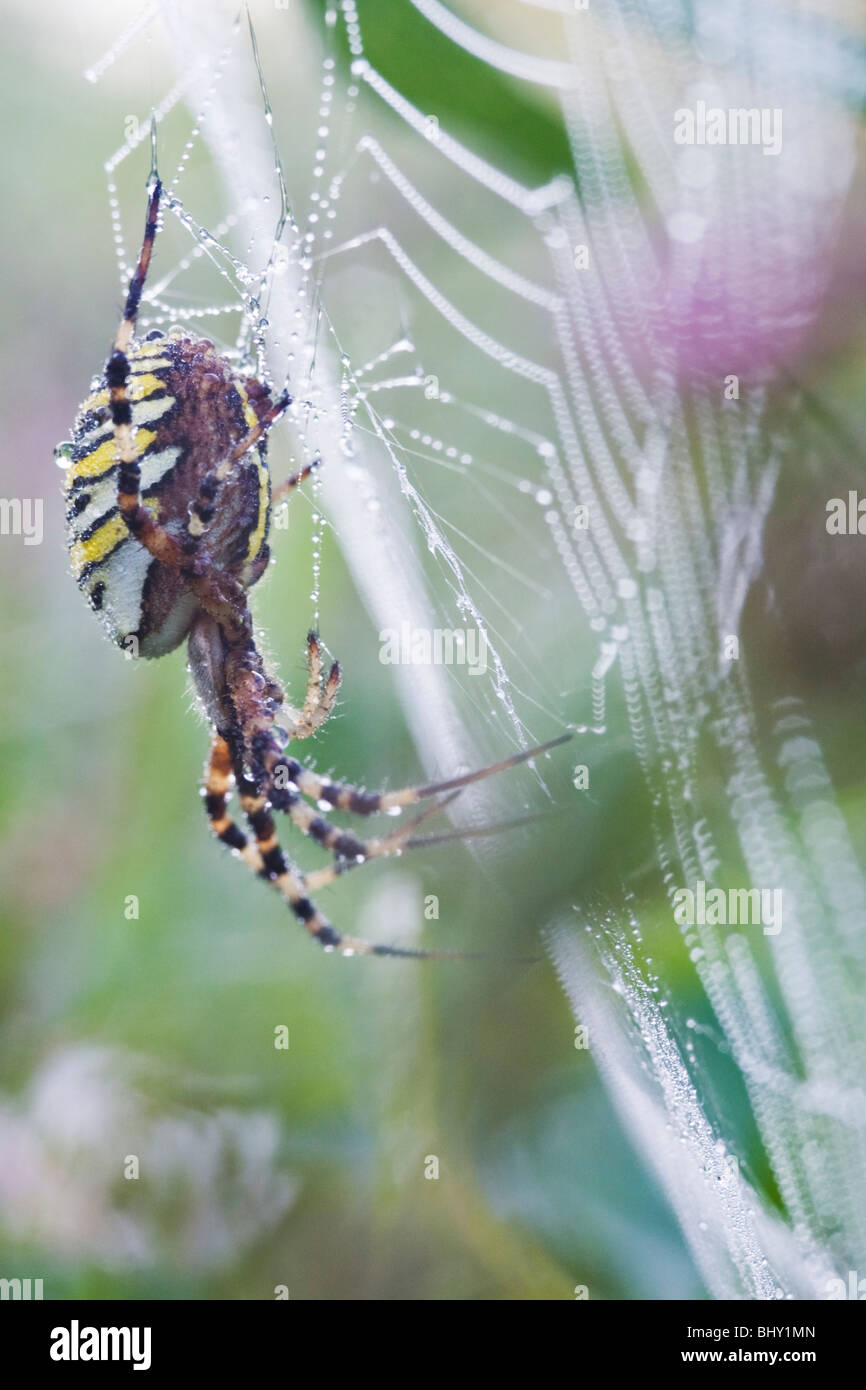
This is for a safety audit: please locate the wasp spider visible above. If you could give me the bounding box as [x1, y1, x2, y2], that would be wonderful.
[58, 173, 569, 958]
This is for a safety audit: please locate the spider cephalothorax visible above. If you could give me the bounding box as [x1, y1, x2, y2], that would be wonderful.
[58, 174, 568, 959]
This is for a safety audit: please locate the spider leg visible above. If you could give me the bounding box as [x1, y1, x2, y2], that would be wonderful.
[114, 177, 161, 358]
[283, 631, 341, 741]
[104, 181, 285, 647]
[187, 392, 292, 541]
[270, 455, 319, 505]
[204, 734, 476, 959]
[203, 734, 266, 874]
[207, 718, 525, 888]
[260, 732, 573, 817]
[109, 180, 180, 557]
[103, 182, 256, 643]
[228, 392, 292, 462]
[269, 777, 461, 866]
[300, 793, 461, 892]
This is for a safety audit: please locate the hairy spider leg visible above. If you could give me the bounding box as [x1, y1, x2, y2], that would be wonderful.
[203, 735, 481, 958]
[282, 631, 341, 741]
[270, 456, 319, 504]
[300, 804, 539, 891]
[255, 767, 462, 865]
[106, 181, 280, 646]
[260, 732, 573, 817]
[203, 733, 267, 874]
[106, 182, 220, 594]
[206, 733, 462, 887]
[186, 392, 291, 542]
[224, 697, 465, 869]
[192, 449, 318, 580]
[110, 179, 176, 550]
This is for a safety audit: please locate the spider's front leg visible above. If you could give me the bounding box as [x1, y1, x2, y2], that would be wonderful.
[283, 631, 341, 742]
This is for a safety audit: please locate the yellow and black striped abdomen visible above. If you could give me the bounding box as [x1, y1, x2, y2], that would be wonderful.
[59, 328, 274, 658]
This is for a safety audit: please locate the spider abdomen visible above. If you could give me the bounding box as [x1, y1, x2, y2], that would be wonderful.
[60, 328, 274, 658]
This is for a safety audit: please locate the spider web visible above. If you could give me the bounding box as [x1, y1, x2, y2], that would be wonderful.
[85, 0, 866, 1298]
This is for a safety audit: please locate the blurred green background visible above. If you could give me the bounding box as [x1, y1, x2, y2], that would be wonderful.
[4, 0, 862, 1301]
